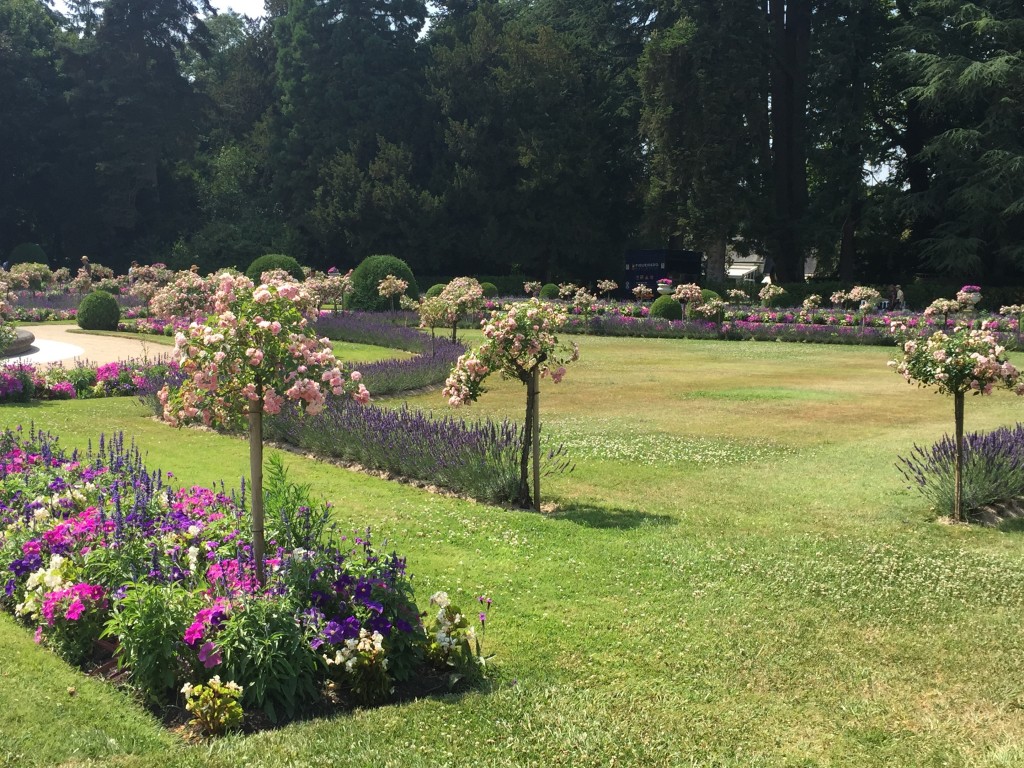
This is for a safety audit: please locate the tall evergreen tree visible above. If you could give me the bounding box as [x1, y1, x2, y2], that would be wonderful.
[639, 2, 770, 282]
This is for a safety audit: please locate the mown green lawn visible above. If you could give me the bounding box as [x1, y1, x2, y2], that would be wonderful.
[2, 334, 1023, 767]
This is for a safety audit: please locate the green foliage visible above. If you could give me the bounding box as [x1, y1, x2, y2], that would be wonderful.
[701, 289, 721, 302]
[349, 254, 420, 311]
[650, 294, 683, 320]
[425, 283, 446, 298]
[9, 244, 47, 266]
[216, 597, 321, 722]
[245, 253, 303, 282]
[104, 583, 203, 704]
[76, 290, 120, 331]
[480, 281, 498, 298]
[64, 366, 99, 396]
[539, 283, 559, 300]
[263, 453, 332, 553]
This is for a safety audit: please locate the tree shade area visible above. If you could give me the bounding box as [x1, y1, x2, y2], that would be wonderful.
[1, 0, 1022, 283]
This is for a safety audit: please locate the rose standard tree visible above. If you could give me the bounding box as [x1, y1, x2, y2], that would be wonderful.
[443, 298, 578, 510]
[890, 321, 1022, 522]
[160, 272, 370, 582]
[438, 277, 484, 343]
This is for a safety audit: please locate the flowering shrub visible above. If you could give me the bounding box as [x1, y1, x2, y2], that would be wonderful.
[160, 272, 368, 582]
[758, 283, 785, 305]
[304, 268, 353, 313]
[523, 281, 542, 296]
[890, 322, 1022, 521]
[632, 284, 654, 301]
[726, 289, 749, 304]
[692, 298, 726, 321]
[847, 286, 881, 307]
[444, 299, 578, 508]
[557, 282, 580, 299]
[150, 270, 216, 321]
[924, 298, 960, 320]
[656, 278, 672, 287]
[377, 275, 409, 312]
[596, 279, 618, 297]
[436, 277, 484, 342]
[802, 294, 822, 311]
[182, 677, 244, 736]
[126, 263, 174, 305]
[671, 283, 703, 304]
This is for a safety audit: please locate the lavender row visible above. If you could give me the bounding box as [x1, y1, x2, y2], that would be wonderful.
[315, 311, 433, 354]
[354, 339, 464, 397]
[265, 398, 571, 504]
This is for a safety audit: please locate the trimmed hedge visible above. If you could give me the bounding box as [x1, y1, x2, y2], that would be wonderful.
[349, 254, 420, 311]
[245, 253, 304, 282]
[77, 290, 121, 330]
[650, 295, 683, 320]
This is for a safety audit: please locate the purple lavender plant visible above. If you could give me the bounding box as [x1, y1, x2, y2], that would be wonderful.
[897, 423, 1024, 519]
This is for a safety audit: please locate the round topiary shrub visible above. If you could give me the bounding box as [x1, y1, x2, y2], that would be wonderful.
[77, 290, 121, 331]
[245, 254, 304, 283]
[539, 283, 559, 300]
[425, 283, 446, 298]
[9, 243, 46, 265]
[480, 282, 498, 298]
[349, 254, 420, 311]
[650, 294, 683, 320]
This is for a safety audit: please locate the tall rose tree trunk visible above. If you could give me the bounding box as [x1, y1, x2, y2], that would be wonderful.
[249, 404, 266, 585]
[953, 391, 964, 523]
[532, 367, 541, 512]
[518, 368, 542, 511]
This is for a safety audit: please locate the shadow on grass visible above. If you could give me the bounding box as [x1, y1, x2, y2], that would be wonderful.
[551, 502, 677, 530]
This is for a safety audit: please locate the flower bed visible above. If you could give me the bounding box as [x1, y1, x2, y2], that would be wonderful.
[0, 428, 491, 731]
[0, 358, 176, 403]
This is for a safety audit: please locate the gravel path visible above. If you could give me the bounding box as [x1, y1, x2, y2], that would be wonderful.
[7, 325, 170, 366]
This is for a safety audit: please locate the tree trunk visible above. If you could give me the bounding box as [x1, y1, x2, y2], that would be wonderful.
[768, 0, 812, 283]
[838, 195, 862, 284]
[532, 367, 541, 512]
[953, 391, 964, 523]
[518, 375, 536, 509]
[704, 235, 728, 284]
[451, 322, 458, 344]
[249, 408, 266, 585]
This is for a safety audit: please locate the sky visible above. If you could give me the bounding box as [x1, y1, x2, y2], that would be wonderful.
[211, 0, 265, 19]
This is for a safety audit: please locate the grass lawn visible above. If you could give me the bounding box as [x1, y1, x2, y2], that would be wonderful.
[2, 334, 1024, 767]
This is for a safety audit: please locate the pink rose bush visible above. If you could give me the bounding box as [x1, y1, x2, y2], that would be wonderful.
[443, 299, 579, 508]
[159, 271, 369, 581]
[671, 283, 703, 304]
[159, 272, 368, 428]
[890, 321, 1023, 521]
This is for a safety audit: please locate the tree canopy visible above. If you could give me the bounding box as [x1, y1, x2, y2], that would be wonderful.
[2, 0, 1022, 283]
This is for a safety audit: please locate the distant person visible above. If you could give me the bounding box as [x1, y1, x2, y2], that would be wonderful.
[895, 285, 906, 311]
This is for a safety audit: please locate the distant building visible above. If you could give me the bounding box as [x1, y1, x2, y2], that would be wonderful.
[624, 249, 704, 292]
